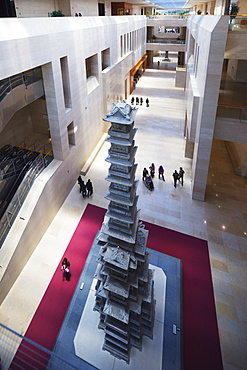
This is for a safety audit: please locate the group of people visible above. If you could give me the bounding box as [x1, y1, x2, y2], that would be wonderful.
[131, 96, 149, 107]
[143, 164, 165, 180]
[142, 164, 185, 189]
[78, 175, 93, 198]
[172, 167, 185, 188]
[142, 163, 155, 190]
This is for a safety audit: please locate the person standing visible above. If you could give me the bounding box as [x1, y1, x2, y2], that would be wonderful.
[172, 170, 179, 188]
[80, 180, 87, 198]
[61, 257, 70, 282]
[142, 167, 149, 181]
[157, 60, 160, 68]
[136, 97, 139, 105]
[131, 96, 135, 105]
[140, 97, 143, 106]
[86, 179, 93, 197]
[78, 175, 83, 188]
[149, 163, 155, 178]
[158, 165, 165, 181]
[146, 98, 149, 107]
[179, 167, 185, 186]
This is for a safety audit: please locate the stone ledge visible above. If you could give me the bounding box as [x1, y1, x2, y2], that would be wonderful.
[80, 133, 108, 175]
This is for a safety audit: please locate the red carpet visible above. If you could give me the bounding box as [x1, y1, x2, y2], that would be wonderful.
[11, 204, 105, 369]
[144, 219, 223, 370]
[11, 204, 223, 370]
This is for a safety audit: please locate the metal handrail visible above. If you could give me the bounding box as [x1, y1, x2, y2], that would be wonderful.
[44, 148, 53, 158]
[217, 104, 247, 122]
[0, 323, 79, 369]
[228, 15, 247, 31]
[146, 14, 189, 19]
[147, 39, 185, 44]
[0, 68, 42, 102]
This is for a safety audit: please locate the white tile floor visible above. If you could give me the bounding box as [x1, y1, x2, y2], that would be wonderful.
[0, 56, 247, 369]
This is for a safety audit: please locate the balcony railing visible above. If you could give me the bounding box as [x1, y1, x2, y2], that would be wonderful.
[0, 67, 42, 102]
[228, 16, 247, 31]
[147, 39, 185, 44]
[0, 323, 78, 369]
[146, 14, 189, 19]
[217, 105, 247, 122]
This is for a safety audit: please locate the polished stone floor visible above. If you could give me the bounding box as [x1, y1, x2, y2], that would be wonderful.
[0, 56, 247, 370]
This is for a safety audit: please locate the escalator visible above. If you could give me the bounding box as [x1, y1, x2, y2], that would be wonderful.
[0, 145, 40, 219]
[0, 145, 45, 247]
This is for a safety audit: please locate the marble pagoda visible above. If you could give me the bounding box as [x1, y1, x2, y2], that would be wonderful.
[93, 101, 156, 364]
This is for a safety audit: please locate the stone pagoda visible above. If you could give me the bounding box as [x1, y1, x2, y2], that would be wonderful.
[93, 101, 155, 364]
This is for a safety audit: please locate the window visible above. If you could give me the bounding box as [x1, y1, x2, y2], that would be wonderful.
[120, 35, 123, 57]
[67, 122, 75, 148]
[194, 44, 199, 77]
[60, 57, 71, 109]
[85, 54, 98, 80]
[101, 48, 110, 70]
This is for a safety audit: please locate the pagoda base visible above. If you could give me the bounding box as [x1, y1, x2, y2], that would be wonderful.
[74, 265, 166, 370]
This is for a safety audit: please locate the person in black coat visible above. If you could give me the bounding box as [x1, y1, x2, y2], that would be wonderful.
[78, 175, 83, 187]
[80, 180, 87, 198]
[142, 167, 149, 181]
[179, 167, 185, 186]
[146, 98, 149, 107]
[149, 163, 155, 178]
[172, 170, 179, 188]
[86, 179, 93, 196]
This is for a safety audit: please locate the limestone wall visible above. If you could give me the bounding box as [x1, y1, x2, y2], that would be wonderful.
[0, 15, 146, 304]
[185, 15, 229, 201]
[14, 0, 99, 17]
